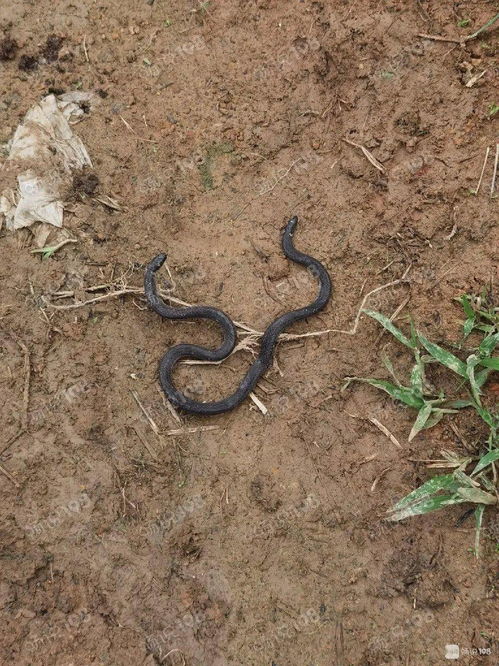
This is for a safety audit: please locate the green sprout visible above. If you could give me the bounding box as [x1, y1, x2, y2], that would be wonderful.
[345, 295, 498, 557]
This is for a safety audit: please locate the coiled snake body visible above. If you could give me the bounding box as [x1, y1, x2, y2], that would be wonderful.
[144, 216, 331, 415]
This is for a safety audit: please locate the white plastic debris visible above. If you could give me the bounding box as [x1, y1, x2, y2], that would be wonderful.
[1, 171, 64, 228]
[0, 91, 97, 231]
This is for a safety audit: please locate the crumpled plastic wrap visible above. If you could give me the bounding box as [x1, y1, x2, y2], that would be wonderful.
[0, 91, 97, 231]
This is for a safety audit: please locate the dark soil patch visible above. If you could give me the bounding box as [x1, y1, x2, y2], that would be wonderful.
[18, 54, 38, 71]
[72, 171, 99, 196]
[0, 36, 17, 61]
[40, 34, 64, 62]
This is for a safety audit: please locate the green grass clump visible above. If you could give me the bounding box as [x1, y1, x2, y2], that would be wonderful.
[345, 294, 498, 556]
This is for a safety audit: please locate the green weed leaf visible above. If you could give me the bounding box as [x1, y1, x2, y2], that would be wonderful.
[479, 357, 499, 370]
[479, 332, 499, 358]
[388, 494, 466, 521]
[354, 378, 424, 409]
[390, 474, 459, 511]
[472, 449, 499, 475]
[363, 310, 415, 349]
[408, 403, 433, 441]
[417, 333, 467, 377]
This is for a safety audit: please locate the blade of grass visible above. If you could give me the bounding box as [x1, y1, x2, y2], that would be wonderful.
[454, 469, 479, 487]
[349, 378, 424, 409]
[465, 12, 499, 41]
[410, 350, 425, 396]
[472, 449, 499, 475]
[479, 357, 499, 370]
[476, 472, 496, 493]
[466, 355, 482, 405]
[459, 296, 476, 338]
[422, 408, 459, 431]
[388, 494, 466, 521]
[479, 332, 499, 357]
[409, 319, 418, 348]
[408, 403, 433, 441]
[476, 367, 492, 389]
[390, 474, 460, 511]
[417, 332, 467, 377]
[444, 399, 474, 409]
[463, 317, 475, 338]
[473, 402, 496, 428]
[363, 310, 415, 349]
[423, 410, 445, 430]
[459, 294, 475, 319]
[382, 353, 402, 386]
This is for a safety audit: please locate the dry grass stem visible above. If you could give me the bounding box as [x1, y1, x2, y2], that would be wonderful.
[166, 426, 219, 436]
[249, 392, 268, 414]
[491, 144, 499, 197]
[368, 417, 402, 449]
[130, 390, 160, 435]
[0, 463, 20, 487]
[41, 266, 411, 359]
[474, 146, 490, 195]
[343, 138, 385, 172]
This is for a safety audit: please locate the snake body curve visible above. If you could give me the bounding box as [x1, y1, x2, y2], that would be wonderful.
[144, 216, 331, 415]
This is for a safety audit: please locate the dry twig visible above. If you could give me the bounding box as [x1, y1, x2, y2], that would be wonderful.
[474, 146, 490, 195]
[418, 13, 499, 45]
[0, 463, 20, 487]
[465, 70, 486, 88]
[133, 426, 158, 460]
[82, 35, 89, 62]
[342, 138, 385, 173]
[41, 266, 411, 355]
[491, 144, 499, 197]
[31, 238, 77, 256]
[249, 392, 268, 414]
[130, 390, 159, 435]
[166, 425, 219, 436]
[368, 418, 402, 449]
[371, 467, 391, 492]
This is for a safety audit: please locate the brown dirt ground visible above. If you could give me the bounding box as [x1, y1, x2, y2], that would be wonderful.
[1, 1, 498, 665]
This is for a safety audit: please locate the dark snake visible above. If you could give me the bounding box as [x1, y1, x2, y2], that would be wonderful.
[144, 216, 332, 415]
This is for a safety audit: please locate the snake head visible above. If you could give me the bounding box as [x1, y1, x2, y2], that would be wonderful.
[148, 253, 168, 273]
[283, 215, 298, 237]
